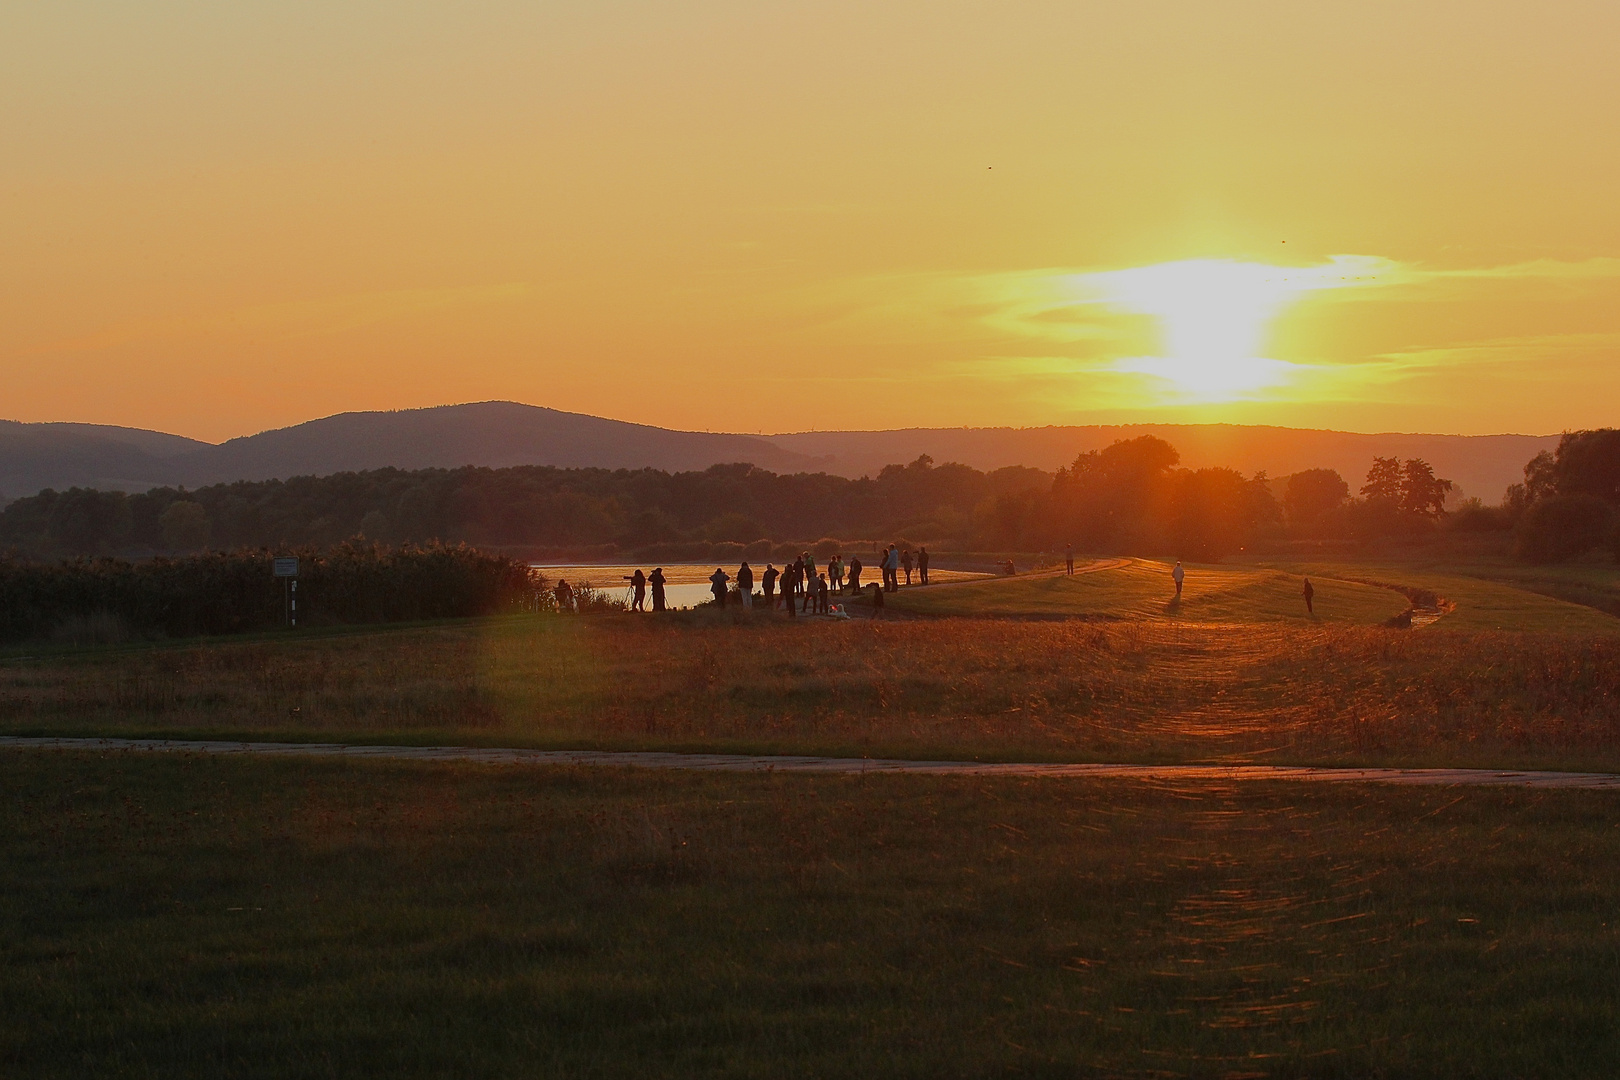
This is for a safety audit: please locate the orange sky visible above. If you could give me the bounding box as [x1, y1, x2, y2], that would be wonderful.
[4, 1, 1618, 442]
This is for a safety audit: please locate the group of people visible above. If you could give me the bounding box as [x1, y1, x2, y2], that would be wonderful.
[707, 544, 932, 614]
[568, 544, 935, 617]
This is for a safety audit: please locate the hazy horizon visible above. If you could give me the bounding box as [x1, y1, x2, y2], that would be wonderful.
[0, 399, 1578, 447]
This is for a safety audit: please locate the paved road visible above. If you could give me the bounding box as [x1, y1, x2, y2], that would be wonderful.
[4, 736, 1618, 790]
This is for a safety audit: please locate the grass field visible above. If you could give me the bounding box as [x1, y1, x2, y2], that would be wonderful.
[7, 610, 1620, 772]
[3, 750, 1616, 1078]
[884, 560, 1411, 626]
[881, 557, 1620, 636]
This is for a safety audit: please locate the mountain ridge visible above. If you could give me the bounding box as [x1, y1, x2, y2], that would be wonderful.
[0, 402, 1554, 503]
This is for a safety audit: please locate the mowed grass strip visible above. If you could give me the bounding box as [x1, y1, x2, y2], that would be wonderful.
[1271, 561, 1620, 635]
[887, 560, 1410, 626]
[8, 615, 1620, 771]
[2, 750, 1616, 1078]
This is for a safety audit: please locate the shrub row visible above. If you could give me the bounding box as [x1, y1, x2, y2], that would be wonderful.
[0, 544, 551, 644]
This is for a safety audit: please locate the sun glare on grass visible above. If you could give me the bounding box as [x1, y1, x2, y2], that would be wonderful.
[1078, 258, 1382, 402]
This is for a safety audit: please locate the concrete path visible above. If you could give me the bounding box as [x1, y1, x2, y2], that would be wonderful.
[4, 736, 1618, 790]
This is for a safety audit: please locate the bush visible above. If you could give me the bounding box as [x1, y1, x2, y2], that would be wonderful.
[1446, 498, 1511, 533]
[1514, 495, 1613, 563]
[0, 543, 549, 644]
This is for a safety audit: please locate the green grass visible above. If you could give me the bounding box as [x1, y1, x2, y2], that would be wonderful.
[2, 750, 1617, 1078]
[884, 555, 1620, 635]
[1266, 561, 1620, 634]
[886, 559, 1411, 625]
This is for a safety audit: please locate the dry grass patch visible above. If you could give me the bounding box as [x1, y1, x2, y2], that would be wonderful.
[6, 614, 1620, 770]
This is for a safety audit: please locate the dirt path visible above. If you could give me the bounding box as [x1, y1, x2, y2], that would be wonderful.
[5, 736, 1617, 790]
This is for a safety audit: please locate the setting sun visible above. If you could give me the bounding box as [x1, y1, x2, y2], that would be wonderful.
[1083, 259, 1350, 402]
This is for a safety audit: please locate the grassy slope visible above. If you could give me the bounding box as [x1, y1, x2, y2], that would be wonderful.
[3, 750, 1617, 1079]
[887, 559, 1410, 625]
[1268, 561, 1620, 634]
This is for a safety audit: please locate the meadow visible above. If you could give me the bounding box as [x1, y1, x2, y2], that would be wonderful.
[5, 577, 1620, 771]
[3, 749, 1617, 1078]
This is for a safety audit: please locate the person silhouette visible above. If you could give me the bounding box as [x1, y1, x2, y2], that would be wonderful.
[649, 567, 666, 612]
[1172, 560, 1185, 599]
[709, 567, 729, 608]
[629, 568, 646, 612]
[1065, 544, 1074, 575]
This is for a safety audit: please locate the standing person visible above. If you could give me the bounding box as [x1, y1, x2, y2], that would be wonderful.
[762, 563, 779, 606]
[649, 567, 666, 612]
[804, 552, 818, 596]
[629, 568, 647, 612]
[554, 577, 575, 614]
[783, 571, 797, 617]
[884, 544, 900, 592]
[816, 573, 831, 614]
[847, 556, 862, 594]
[1171, 560, 1185, 600]
[1303, 576, 1315, 615]
[709, 567, 730, 608]
[917, 547, 929, 585]
[901, 549, 913, 586]
[1065, 544, 1075, 575]
[737, 562, 754, 609]
[828, 554, 843, 591]
[867, 580, 884, 618]
[793, 555, 807, 600]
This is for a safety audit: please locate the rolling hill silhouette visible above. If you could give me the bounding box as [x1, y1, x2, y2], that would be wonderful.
[0, 401, 1554, 503]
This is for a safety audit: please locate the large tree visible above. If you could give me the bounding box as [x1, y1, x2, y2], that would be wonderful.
[1283, 468, 1349, 526]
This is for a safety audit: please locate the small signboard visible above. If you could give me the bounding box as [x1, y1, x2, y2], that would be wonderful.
[273, 557, 299, 578]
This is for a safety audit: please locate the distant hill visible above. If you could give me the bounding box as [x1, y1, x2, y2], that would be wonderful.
[770, 425, 1557, 503]
[0, 421, 208, 500]
[0, 403, 826, 498]
[167, 402, 827, 485]
[0, 401, 1555, 503]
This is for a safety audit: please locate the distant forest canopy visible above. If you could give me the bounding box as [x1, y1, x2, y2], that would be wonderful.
[4, 431, 1610, 563]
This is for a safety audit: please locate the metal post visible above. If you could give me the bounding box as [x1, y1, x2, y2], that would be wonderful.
[290, 578, 298, 628]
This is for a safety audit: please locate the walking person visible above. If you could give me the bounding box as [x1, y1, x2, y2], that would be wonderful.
[1303, 576, 1315, 615]
[649, 567, 666, 612]
[738, 561, 754, 609]
[762, 563, 779, 606]
[629, 568, 647, 612]
[901, 549, 913, 586]
[709, 566, 730, 608]
[917, 547, 929, 585]
[1065, 544, 1074, 575]
[1172, 560, 1185, 600]
[847, 555, 862, 594]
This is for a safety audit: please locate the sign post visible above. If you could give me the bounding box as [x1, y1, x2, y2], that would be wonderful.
[273, 557, 300, 628]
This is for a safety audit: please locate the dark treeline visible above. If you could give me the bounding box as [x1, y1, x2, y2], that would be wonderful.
[0, 545, 547, 645]
[0, 458, 1051, 559]
[1499, 429, 1620, 563]
[9, 430, 1615, 565]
